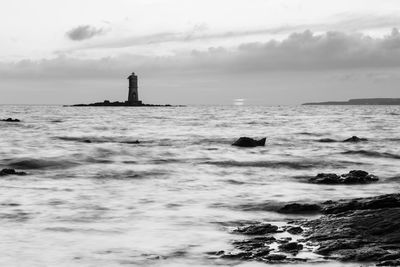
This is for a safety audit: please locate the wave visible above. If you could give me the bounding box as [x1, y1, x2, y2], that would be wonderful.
[342, 150, 400, 159]
[202, 160, 356, 169]
[56, 136, 140, 144]
[6, 158, 79, 170]
[92, 170, 167, 180]
[297, 132, 325, 136]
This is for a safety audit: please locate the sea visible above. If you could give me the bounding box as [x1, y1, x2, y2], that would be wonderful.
[0, 105, 399, 267]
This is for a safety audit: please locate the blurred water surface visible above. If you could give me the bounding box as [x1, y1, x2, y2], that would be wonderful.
[0, 105, 399, 266]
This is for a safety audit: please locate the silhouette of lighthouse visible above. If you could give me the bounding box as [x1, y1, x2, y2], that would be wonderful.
[127, 72, 142, 105]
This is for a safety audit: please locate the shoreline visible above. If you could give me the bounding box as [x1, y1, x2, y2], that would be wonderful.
[211, 193, 400, 265]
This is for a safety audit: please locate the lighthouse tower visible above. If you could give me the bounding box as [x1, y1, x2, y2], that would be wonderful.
[127, 72, 142, 105]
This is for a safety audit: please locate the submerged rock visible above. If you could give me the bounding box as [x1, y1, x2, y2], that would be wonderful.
[1, 118, 20, 122]
[343, 136, 368, 142]
[0, 168, 27, 176]
[317, 138, 337, 143]
[232, 137, 266, 147]
[125, 140, 140, 144]
[309, 170, 378, 184]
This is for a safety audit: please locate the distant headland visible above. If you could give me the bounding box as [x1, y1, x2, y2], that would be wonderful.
[303, 98, 400, 105]
[70, 72, 183, 107]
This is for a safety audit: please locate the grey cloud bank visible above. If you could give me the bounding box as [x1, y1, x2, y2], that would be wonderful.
[2, 29, 400, 104]
[4, 29, 400, 78]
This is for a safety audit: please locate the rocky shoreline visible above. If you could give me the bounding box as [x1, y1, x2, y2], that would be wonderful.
[210, 194, 400, 266]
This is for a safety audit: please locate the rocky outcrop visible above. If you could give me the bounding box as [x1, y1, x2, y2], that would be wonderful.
[1, 118, 20, 122]
[309, 170, 379, 184]
[232, 137, 266, 147]
[213, 194, 400, 265]
[300, 194, 400, 265]
[0, 168, 27, 176]
[343, 136, 368, 142]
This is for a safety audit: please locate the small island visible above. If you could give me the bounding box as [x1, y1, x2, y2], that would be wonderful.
[70, 72, 182, 107]
[303, 98, 400, 105]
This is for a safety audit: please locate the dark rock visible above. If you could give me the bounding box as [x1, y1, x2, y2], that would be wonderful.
[1, 118, 20, 122]
[233, 223, 278, 235]
[83, 140, 92, 143]
[287, 226, 303, 235]
[278, 242, 303, 253]
[379, 253, 400, 261]
[278, 203, 321, 214]
[232, 236, 276, 251]
[309, 173, 341, 184]
[340, 170, 379, 184]
[309, 170, 378, 184]
[318, 138, 337, 143]
[232, 137, 266, 147]
[126, 140, 140, 144]
[377, 260, 400, 266]
[264, 254, 287, 261]
[252, 247, 272, 257]
[0, 168, 27, 176]
[322, 193, 400, 214]
[300, 194, 400, 263]
[221, 251, 253, 260]
[343, 136, 368, 142]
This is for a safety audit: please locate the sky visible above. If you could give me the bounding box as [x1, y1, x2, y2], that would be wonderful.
[1, 0, 400, 105]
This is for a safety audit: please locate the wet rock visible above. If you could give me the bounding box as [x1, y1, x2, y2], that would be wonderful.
[278, 203, 321, 214]
[264, 254, 287, 261]
[343, 136, 368, 142]
[377, 260, 400, 266]
[232, 236, 276, 251]
[232, 137, 266, 147]
[309, 170, 378, 184]
[277, 237, 292, 244]
[287, 226, 303, 235]
[322, 193, 400, 214]
[340, 170, 379, 184]
[1, 118, 20, 122]
[379, 253, 400, 261]
[0, 168, 27, 176]
[300, 194, 400, 264]
[233, 223, 278, 235]
[278, 242, 303, 253]
[221, 251, 253, 260]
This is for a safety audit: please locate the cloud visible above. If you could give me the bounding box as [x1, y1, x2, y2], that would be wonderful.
[67, 14, 400, 51]
[66, 25, 106, 41]
[2, 28, 400, 81]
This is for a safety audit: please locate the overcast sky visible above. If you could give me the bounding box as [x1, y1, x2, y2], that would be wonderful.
[1, 0, 400, 105]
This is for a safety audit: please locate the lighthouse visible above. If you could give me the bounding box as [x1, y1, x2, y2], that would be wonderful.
[127, 72, 142, 105]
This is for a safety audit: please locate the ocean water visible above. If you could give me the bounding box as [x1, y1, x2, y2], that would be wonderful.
[0, 105, 400, 267]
